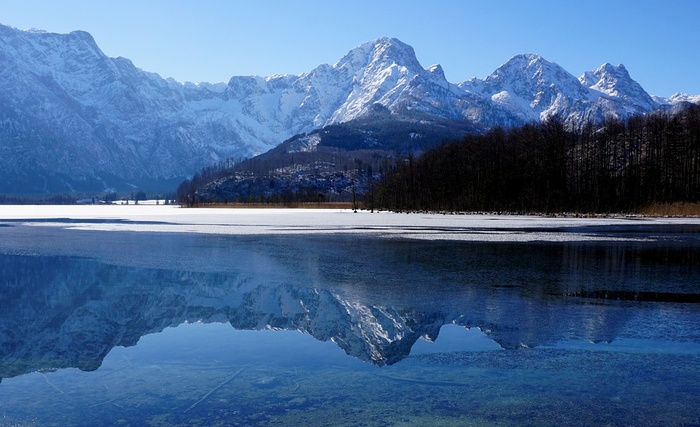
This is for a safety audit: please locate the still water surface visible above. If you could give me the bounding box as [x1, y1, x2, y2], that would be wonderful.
[0, 216, 699, 426]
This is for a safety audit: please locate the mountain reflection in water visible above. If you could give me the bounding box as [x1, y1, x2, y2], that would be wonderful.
[1, 228, 698, 381]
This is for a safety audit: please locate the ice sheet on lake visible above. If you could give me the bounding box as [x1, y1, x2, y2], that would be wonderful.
[1, 204, 699, 242]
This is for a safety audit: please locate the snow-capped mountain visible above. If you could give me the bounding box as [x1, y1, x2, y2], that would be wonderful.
[580, 63, 657, 109]
[0, 23, 696, 193]
[0, 25, 224, 192]
[460, 54, 667, 126]
[460, 54, 592, 122]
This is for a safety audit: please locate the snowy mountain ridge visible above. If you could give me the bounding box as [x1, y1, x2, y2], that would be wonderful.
[0, 24, 696, 193]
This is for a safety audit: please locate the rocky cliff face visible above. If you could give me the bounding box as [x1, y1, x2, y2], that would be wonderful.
[0, 24, 695, 193]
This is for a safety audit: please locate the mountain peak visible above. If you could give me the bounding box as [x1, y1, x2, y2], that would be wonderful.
[497, 53, 550, 71]
[370, 37, 420, 66]
[328, 37, 433, 122]
[591, 62, 630, 81]
[373, 36, 406, 48]
[511, 53, 544, 64]
[580, 62, 656, 109]
[486, 53, 574, 84]
[334, 37, 421, 74]
[370, 36, 413, 52]
[476, 53, 588, 118]
[427, 64, 446, 80]
[68, 29, 98, 45]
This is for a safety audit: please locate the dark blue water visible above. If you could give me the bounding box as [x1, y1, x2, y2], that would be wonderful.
[0, 223, 699, 426]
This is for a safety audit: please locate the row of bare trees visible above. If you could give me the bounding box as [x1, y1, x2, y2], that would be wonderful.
[175, 157, 242, 206]
[376, 105, 700, 213]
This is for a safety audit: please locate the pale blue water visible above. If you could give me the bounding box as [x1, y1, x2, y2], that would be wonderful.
[0, 222, 699, 426]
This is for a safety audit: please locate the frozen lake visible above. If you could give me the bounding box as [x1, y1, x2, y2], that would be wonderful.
[1, 205, 699, 425]
[2, 203, 700, 239]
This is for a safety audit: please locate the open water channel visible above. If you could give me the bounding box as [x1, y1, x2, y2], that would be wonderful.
[0, 207, 698, 426]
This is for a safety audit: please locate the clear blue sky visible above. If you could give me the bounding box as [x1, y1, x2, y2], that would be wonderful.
[1, 0, 699, 97]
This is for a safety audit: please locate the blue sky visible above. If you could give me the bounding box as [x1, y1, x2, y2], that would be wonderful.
[1, 0, 699, 97]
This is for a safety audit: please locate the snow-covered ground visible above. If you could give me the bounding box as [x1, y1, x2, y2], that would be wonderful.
[1, 204, 699, 243]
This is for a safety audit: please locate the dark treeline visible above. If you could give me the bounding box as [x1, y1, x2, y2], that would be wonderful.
[376, 105, 700, 213]
[0, 194, 77, 205]
[176, 157, 241, 206]
[176, 148, 389, 206]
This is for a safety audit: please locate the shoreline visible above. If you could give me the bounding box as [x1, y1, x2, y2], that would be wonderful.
[182, 201, 700, 219]
[1, 204, 699, 244]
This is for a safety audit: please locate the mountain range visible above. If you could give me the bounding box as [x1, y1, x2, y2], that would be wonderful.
[1, 23, 697, 193]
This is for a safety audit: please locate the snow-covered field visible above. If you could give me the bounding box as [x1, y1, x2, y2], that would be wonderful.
[1, 204, 699, 242]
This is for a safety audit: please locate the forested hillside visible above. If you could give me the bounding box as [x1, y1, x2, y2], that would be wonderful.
[375, 105, 700, 213]
[175, 113, 478, 205]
